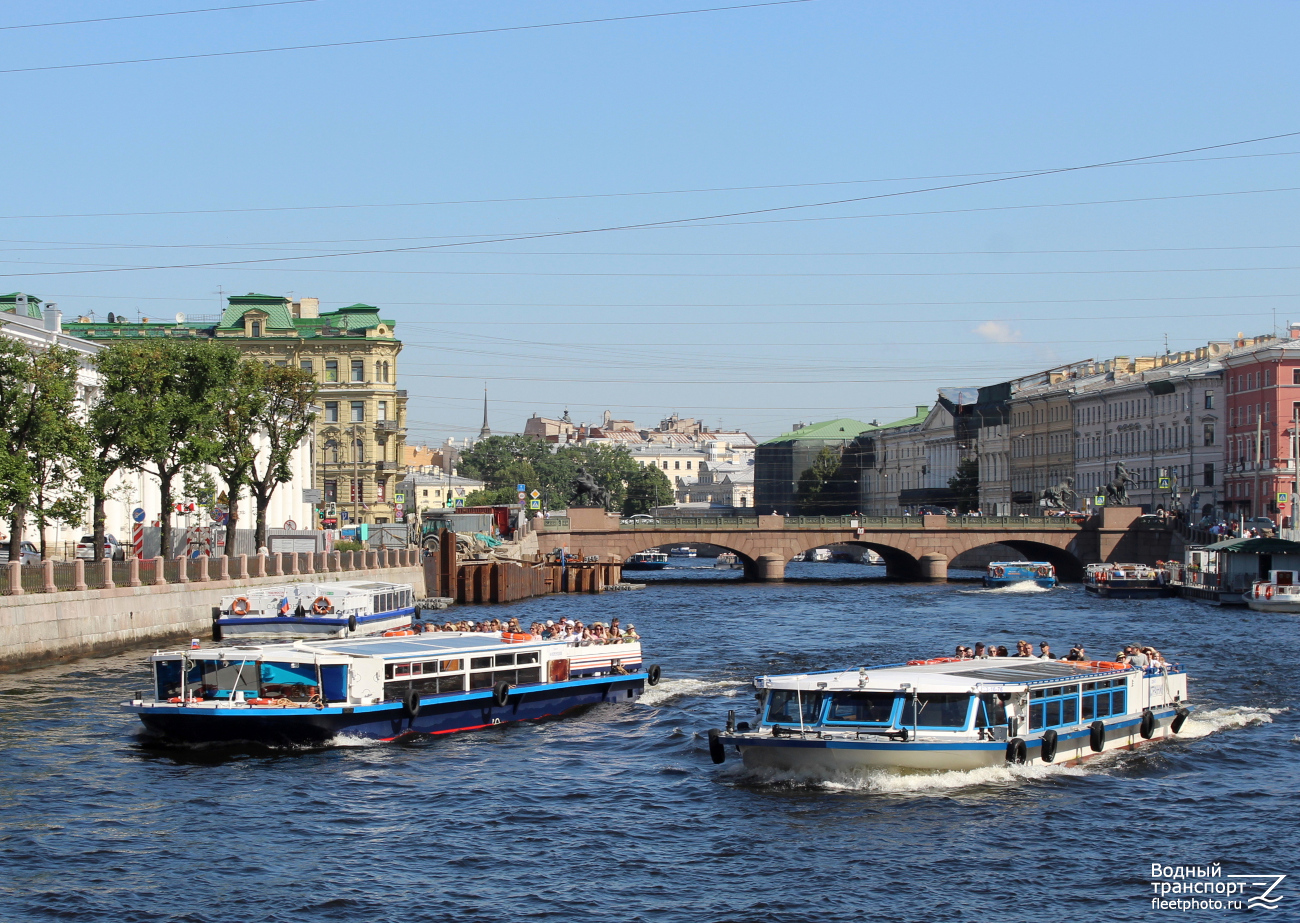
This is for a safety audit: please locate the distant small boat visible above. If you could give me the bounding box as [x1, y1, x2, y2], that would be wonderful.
[790, 552, 806, 562]
[714, 552, 743, 569]
[625, 551, 670, 571]
[668, 546, 697, 558]
[807, 548, 833, 563]
[985, 562, 1056, 589]
[1084, 563, 1172, 599]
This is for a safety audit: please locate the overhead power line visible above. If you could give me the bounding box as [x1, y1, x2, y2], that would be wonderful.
[0, 1, 322, 31]
[0, 0, 819, 74]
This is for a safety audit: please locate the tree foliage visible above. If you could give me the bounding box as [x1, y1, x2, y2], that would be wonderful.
[246, 364, 318, 551]
[457, 435, 647, 513]
[795, 446, 844, 514]
[623, 463, 674, 516]
[947, 456, 981, 514]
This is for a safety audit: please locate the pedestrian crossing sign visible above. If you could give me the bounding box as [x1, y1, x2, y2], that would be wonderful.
[1278, 492, 1290, 505]
[528, 499, 541, 510]
[1158, 477, 1171, 489]
[1094, 495, 1106, 506]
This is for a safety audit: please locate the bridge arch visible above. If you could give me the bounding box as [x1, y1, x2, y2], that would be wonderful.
[788, 539, 921, 580]
[619, 536, 757, 573]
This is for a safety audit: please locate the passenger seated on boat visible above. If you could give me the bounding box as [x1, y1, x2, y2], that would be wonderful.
[1014, 640, 1033, 657]
[1039, 642, 1056, 660]
[1065, 645, 1087, 661]
[997, 645, 1009, 657]
[973, 642, 986, 658]
[1142, 647, 1167, 668]
[623, 624, 640, 642]
[1120, 646, 1149, 668]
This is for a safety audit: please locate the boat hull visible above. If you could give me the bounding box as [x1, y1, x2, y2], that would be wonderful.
[720, 707, 1184, 774]
[983, 577, 1056, 589]
[1245, 596, 1300, 614]
[1084, 583, 1173, 599]
[623, 562, 669, 571]
[127, 674, 646, 746]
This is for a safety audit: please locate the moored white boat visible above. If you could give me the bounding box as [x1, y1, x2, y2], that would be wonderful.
[709, 655, 1190, 774]
[668, 546, 697, 557]
[1245, 569, 1300, 613]
[215, 580, 417, 640]
[1084, 563, 1173, 599]
[123, 632, 661, 746]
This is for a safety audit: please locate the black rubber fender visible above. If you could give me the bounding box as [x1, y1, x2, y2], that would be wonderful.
[493, 681, 511, 707]
[647, 664, 662, 686]
[1040, 729, 1059, 763]
[1090, 720, 1107, 752]
[1006, 737, 1028, 764]
[347, 614, 358, 633]
[404, 689, 420, 717]
[1171, 707, 1190, 734]
[1140, 708, 1156, 740]
[708, 728, 726, 764]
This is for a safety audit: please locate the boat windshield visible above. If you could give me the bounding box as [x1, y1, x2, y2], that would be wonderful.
[765, 689, 824, 725]
[903, 693, 972, 729]
[825, 691, 896, 725]
[154, 658, 348, 701]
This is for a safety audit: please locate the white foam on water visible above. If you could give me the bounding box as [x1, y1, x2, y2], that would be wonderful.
[959, 580, 1052, 595]
[728, 759, 1086, 795]
[329, 733, 385, 748]
[638, 677, 747, 707]
[1175, 705, 1287, 739]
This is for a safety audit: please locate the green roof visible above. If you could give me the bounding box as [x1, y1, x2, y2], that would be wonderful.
[762, 418, 874, 444]
[0, 292, 43, 320]
[878, 405, 931, 429]
[1201, 537, 1300, 554]
[218, 293, 296, 331]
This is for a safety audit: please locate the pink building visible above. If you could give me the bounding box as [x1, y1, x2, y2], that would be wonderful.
[1222, 325, 1300, 524]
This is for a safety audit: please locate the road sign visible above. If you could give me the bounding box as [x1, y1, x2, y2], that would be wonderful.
[517, 491, 526, 500]
[1279, 492, 1290, 505]
[132, 507, 146, 524]
[1157, 477, 1171, 490]
[516, 483, 527, 492]
[395, 492, 405, 503]
[1094, 495, 1106, 506]
[454, 498, 464, 508]
[284, 519, 297, 530]
[529, 499, 541, 510]
[530, 489, 540, 499]
[132, 522, 144, 559]
[302, 488, 323, 504]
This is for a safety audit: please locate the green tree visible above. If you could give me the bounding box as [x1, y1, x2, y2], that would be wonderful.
[0, 340, 87, 560]
[96, 339, 240, 558]
[795, 446, 843, 514]
[623, 463, 674, 516]
[947, 456, 981, 514]
[246, 364, 317, 552]
[209, 361, 266, 549]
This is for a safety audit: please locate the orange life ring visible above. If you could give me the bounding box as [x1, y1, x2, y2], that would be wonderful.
[311, 596, 334, 615]
[1080, 660, 1128, 672]
[383, 629, 416, 637]
[501, 632, 534, 643]
[906, 657, 962, 665]
[230, 596, 251, 615]
[991, 566, 1004, 577]
[1265, 584, 1274, 599]
[1037, 565, 1051, 577]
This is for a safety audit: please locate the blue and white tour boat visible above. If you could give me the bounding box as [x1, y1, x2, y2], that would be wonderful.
[708, 655, 1190, 773]
[984, 561, 1056, 588]
[123, 631, 659, 745]
[215, 581, 418, 640]
[624, 550, 670, 571]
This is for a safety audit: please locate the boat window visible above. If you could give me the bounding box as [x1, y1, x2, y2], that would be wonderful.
[1029, 685, 1081, 730]
[185, 660, 261, 699]
[385, 664, 393, 680]
[764, 690, 824, 725]
[438, 674, 465, 694]
[1082, 684, 1124, 720]
[825, 691, 896, 725]
[470, 656, 493, 670]
[495, 653, 516, 667]
[906, 693, 972, 729]
[469, 671, 493, 690]
[154, 659, 194, 698]
[976, 693, 1008, 727]
[394, 663, 410, 677]
[516, 651, 540, 665]
[441, 659, 461, 672]
[420, 661, 440, 674]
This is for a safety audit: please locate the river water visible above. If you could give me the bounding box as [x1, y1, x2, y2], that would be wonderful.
[0, 562, 1295, 923]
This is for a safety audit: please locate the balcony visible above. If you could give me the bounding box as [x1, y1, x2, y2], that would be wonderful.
[375, 460, 399, 471]
[375, 419, 400, 432]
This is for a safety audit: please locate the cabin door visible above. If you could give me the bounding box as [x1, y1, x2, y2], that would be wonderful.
[549, 659, 570, 683]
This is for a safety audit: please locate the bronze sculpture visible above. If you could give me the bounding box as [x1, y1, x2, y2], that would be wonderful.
[571, 467, 612, 510]
[1038, 477, 1077, 511]
[1104, 462, 1137, 507]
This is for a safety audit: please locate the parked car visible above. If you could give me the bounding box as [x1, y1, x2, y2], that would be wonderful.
[1244, 517, 1277, 534]
[0, 541, 40, 565]
[75, 534, 125, 560]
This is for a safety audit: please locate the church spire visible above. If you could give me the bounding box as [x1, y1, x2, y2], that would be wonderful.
[479, 387, 491, 439]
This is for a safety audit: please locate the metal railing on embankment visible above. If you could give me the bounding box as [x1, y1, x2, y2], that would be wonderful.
[535, 514, 1080, 532]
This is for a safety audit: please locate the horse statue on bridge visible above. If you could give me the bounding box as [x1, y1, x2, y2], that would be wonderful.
[1104, 462, 1137, 507]
[1038, 477, 1078, 511]
[570, 467, 612, 510]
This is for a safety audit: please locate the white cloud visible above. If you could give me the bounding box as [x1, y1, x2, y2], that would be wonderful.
[974, 320, 1022, 344]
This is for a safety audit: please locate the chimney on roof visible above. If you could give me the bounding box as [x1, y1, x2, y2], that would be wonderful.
[295, 297, 319, 319]
[1289, 321, 1300, 340]
[43, 303, 61, 334]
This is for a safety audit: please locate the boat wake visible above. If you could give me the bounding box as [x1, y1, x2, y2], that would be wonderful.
[959, 581, 1051, 594]
[1175, 705, 1287, 739]
[638, 677, 747, 707]
[723, 760, 1087, 795]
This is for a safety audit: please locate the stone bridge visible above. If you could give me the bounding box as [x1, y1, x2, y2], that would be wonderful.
[537, 507, 1173, 582]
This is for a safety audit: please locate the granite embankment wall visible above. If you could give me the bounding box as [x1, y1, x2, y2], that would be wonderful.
[0, 562, 425, 671]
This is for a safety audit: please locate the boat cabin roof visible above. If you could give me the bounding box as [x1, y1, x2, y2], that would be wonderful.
[758, 657, 1132, 693]
[989, 561, 1051, 568]
[220, 580, 412, 599]
[151, 631, 567, 664]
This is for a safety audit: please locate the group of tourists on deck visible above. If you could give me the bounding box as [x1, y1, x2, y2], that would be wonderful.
[945, 640, 1168, 669]
[422, 615, 639, 645]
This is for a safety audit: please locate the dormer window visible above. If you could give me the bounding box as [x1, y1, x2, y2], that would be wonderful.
[251, 320, 262, 337]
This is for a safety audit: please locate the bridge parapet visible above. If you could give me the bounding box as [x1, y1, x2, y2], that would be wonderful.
[538, 512, 1082, 533]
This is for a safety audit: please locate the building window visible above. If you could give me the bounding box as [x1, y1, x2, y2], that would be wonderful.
[1203, 423, 1214, 446]
[325, 359, 338, 382]
[377, 401, 388, 421]
[376, 479, 387, 502]
[354, 438, 365, 462]
[324, 401, 338, 422]
[662, 461, 668, 469]
[351, 401, 364, 422]
[350, 478, 363, 502]
[685, 461, 692, 469]
[351, 360, 364, 382]
[422, 489, 428, 498]
[674, 461, 680, 470]
[274, 360, 287, 367]
[251, 321, 261, 338]
[324, 479, 337, 502]
[300, 359, 313, 373]
[1204, 390, 1213, 409]
[1293, 368, 1300, 386]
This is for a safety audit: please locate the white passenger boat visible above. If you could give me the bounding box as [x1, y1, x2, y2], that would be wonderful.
[215, 581, 417, 640]
[709, 655, 1190, 773]
[714, 552, 743, 569]
[1245, 569, 1300, 613]
[1084, 563, 1173, 599]
[123, 632, 660, 745]
[624, 551, 670, 571]
[668, 546, 697, 557]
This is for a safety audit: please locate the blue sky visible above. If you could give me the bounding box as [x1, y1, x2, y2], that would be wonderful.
[3, 0, 1298, 442]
